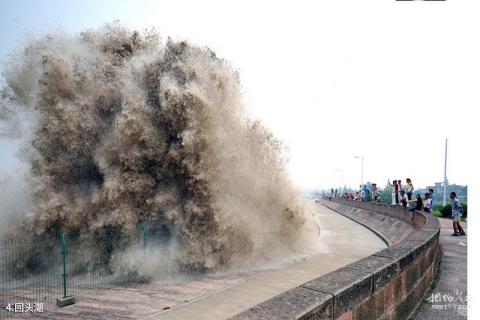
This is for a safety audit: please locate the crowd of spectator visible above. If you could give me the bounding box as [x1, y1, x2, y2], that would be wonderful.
[329, 183, 379, 202]
[326, 178, 466, 236]
[329, 178, 433, 211]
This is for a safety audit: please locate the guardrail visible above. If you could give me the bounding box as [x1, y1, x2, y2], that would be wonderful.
[230, 198, 441, 320]
[0, 224, 155, 319]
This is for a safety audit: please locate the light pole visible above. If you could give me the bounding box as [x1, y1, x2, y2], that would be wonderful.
[354, 155, 364, 188]
[443, 139, 448, 206]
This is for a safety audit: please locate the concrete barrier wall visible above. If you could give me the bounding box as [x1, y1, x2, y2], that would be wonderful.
[320, 200, 416, 246]
[230, 199, 440, 320]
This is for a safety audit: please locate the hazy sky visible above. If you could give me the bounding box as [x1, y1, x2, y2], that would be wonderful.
[0, 0, 478, 190]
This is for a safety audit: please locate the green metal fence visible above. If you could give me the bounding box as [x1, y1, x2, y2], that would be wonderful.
[0, 225, 151, 318]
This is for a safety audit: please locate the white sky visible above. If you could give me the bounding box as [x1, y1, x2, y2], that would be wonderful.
[0, 0, 479, 190]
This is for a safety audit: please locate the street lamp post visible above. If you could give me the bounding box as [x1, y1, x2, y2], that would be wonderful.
[443, 138, 448, 206]
[354, 155, 364, 188]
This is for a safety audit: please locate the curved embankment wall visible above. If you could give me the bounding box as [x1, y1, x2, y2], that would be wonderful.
[230, 199, 441, 320]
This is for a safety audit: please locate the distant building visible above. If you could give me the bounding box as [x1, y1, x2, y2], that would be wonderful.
[422, 183, 467, 204]
[433, 182, 442, 194]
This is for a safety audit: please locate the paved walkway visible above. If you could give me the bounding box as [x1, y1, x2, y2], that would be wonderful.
[143, 203, 386, 320]
[414, 218, 468, 319]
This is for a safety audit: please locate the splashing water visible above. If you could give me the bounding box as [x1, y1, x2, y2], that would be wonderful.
[0, 23, 319, 275]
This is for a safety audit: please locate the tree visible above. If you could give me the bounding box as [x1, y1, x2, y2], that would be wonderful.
[440, 203, 467, 218]
[380, 186, 392, 204]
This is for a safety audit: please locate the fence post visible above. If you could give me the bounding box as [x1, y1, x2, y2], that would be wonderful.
[61, 233, 67, 298]
[140, 223, 147, 250]
[56, 232, 75, 307]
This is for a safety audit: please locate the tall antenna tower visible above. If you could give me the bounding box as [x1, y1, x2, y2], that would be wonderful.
[443, 138, 448, 205]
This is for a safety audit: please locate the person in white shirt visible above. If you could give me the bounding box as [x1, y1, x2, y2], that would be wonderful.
[388, 180, 398, 205]
[423, 193, 432, 214]
[405, 178, 414, 201]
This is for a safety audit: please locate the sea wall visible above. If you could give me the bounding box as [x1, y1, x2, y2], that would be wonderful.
[230, 199, 440, 320]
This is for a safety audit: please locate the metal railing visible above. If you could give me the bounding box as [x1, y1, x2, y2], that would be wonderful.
[0, 225, 152, 318]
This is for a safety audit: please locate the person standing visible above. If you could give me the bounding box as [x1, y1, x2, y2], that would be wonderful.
[372, 183, 379, 202]
[388, 180, 398, 205]
[405, 178, 414, 201]
[428, 188, 435, 212]
[423, 193, 432, 214]
[450, 192, 466, 236]
[400, 190, 408, 207]
[364, 184, 371, 202]
[397, 179, 403, 204]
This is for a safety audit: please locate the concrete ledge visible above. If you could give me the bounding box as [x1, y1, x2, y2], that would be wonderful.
[345, 255, 400, 291]
[229, 287, 333, 320]
[56, 296, 75, 307]
[229, 199, 440, 320]
[320, 203, 393, 247]
[301, 267, 373, 318]
[321, 201, 417, 245]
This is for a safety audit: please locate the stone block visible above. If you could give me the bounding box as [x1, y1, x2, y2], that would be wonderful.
[395, 240, 427, 261]
[422, 215, 440, 231]
[56, 296, 75, 307]
[300, 267, 373, 318]
[353, 294, 377, 320]
[404, 231, 436, 249]
[345, 256, 399, 291]
[404, 261, 420, 293]
[373, 247, 415, 272]
[230, 287, 333, 320]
